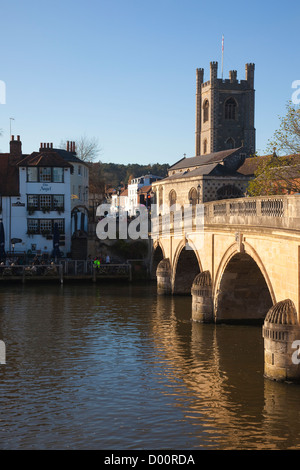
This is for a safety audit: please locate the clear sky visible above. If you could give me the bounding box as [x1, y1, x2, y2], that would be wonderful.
[0, 0, 299, 165]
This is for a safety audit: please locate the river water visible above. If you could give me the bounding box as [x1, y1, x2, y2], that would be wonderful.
[0, 281, 300, 450]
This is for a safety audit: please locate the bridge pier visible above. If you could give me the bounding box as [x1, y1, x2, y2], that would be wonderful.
[156, 259, 172, 295]
[263, 299, 300, 383]
[191, 271, 213, 322]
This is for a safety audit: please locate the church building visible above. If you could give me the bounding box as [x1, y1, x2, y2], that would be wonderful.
[152, 61, 255, 211]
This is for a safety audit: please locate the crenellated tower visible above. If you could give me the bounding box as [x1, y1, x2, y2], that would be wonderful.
[195, 61, 255, 156]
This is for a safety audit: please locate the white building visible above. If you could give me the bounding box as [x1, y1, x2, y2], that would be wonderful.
[125, 174, 162, 216]
[0, 136, 89, 260]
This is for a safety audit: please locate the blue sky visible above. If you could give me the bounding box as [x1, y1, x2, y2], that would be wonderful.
[1, 0, 299, 165]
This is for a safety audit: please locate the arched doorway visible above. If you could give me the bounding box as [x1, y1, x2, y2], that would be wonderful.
[215, 253, 273, 323]
[173, 244, 201, 295]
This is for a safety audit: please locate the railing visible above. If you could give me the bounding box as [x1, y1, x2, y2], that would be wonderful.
[0, 261, 132, 282]
[151, 195, 300, 236]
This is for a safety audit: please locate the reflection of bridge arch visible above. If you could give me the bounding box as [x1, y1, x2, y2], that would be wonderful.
[214, 243, 274, 322]
[151, 241, 165, 280]
[172, 240, 202, 295]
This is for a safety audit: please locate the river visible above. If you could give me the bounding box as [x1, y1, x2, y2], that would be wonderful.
[0, 281, 299, 450]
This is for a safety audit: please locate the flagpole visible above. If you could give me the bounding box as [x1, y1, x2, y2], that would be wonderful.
[221, 35, 224, 79]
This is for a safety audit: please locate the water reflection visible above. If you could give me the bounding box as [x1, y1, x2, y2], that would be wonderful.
[0, 282, 299, 449]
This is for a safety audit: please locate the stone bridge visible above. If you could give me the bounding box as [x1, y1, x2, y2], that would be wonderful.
[151, 195, 300, 325]
[151, 194, 300, 381]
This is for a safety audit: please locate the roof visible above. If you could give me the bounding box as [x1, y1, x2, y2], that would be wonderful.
[0, 154, 20, 196]
[138, 185, 152, 194]
[156, 162, 249, 184]
[18, 151, 73, 168]
[169, 148, 243, 171]
[52, 148, 88, 165]
[238, 154, 300, 176]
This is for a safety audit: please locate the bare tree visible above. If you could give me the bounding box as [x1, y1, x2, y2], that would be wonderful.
[60, 135, 102, 162]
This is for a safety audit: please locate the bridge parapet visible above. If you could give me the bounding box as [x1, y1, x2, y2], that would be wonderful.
[207, 195, 300, 231]
[151, 195, 300, 237]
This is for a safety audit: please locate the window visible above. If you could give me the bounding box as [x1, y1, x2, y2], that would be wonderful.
[53, 195, 64, 210]
[169, 190, 177, 208]
[27, 219, 39, 234]
[27, 167, 38, 182]
[39, 167, 51, 182]
[27, 194, 64, 211]
[53, 167, 64, 182]
[40, 219, 52, 234]
[203, 139, 207, 154]
[53, 219, 65, 233]
[188, 188, 198, 206]
[225, 98, 237, 120]
[27, 167, 64, 182]
[27, 219, 65, 235]
[203, 100, 209, 123]
[27, 194, 38, 209]
[226, 137, 235, 149]
[78, 165, 81, 175]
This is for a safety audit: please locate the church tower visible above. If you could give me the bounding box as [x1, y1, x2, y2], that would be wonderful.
[195, 62, 255, 156]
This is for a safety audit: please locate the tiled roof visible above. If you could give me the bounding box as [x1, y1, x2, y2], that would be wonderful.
[169, 148, 243, 170]
[238, 154, 300, 176]
[18, 151, 73, 168]
[157, 162, 249, 183]
[52, 148, 88, 165]
[0, 154, 20, 196]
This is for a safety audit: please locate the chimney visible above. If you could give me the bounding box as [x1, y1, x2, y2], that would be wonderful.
[67, 141, 69, 152]
[39, 142, 54, 151]
[10, 135, 22, 157]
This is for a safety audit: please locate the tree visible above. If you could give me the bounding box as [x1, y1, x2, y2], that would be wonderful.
[247, 101, 300, 196]
[60, 135, 102, 162]
[267, 100, 300, 155]
[247, 152, 300, 196]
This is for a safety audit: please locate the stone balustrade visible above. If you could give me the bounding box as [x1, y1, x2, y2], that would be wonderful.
[151, 195, 300, 237]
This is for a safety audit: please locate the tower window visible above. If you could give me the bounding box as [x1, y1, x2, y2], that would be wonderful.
[226, 137, 235, 149]
[203, 100, 209, 123]
[203, 139, 207, 154]
[225, 98, 237, 120]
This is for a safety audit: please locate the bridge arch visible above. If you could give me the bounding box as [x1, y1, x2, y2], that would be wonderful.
[172, 239, 202, 295]
[214, 243, 275, 323]
[151, 241, 165, 280]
